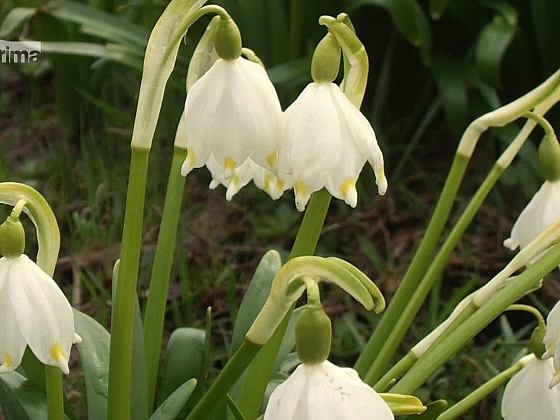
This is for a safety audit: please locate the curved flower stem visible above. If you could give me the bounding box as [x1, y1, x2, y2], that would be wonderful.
[143, 146, 187, 411]
[505, 304, 545, 327]
[354, 152, 469, 377]
[45, 366, 64, 420]
[355, 70, 560, 381]
[0, 183, 60, 274]
[391, 243, 560, 394]
[234, 189, 331, 419]
[363, 161, 501, 384]
[107, 146, 149, 420]
[436, 354, 534, 420]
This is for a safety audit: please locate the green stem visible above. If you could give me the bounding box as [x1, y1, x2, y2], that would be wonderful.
[391, 243, 560, 394]
[185, 340, 262, 420]
[373, 353, 417, 392]
[354, 153, 469, 376]
[363, 162, 503, 384]
[436, 355, 533, 420]
[143, 147, 187, 411]
[107, 147, 149, 420]
[235, 189, 331, 419]
[45, 366, 64, 420]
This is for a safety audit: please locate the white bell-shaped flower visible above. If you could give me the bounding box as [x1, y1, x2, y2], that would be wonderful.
[543, 300, 560, 387]
[181, 57, 282, 179]
[0, 255, 81, 374]
[502, 356, 560, 420]
[277, 82, 387, 212]
[504, 180, 560, 251]
[264, 360, 394, 420]
[206, 156, 287, 201]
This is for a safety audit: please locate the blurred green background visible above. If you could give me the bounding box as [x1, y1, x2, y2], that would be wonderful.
[1, 0, 559, 418]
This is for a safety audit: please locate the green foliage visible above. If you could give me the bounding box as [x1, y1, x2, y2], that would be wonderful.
[0, 371, 70, 420]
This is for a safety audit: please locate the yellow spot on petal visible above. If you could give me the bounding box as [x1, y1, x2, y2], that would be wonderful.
[4, 352, 13, 368]
[187, 148, 196, 167]
[266, 151, 277, 169]
[224, 157, 236, 172]
[263, 174, 274, 190]
[50, 342, 65, 363]
[294, 180, 308, 196]
[341, 178, 356, 197]
[50, 342, 70, 374]
[276, 179, 285, 190]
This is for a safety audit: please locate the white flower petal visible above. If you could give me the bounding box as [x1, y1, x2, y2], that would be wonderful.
[544, 300, 560, 360]
[264, 361, 394, 420]
[278, 82, 386, 211]
[507, 180, 560, 251]
[183, 58, 281, 177]
[8, 255, 76, 374]
[0, 284, 26, 373]
[502, 357, 560, 420]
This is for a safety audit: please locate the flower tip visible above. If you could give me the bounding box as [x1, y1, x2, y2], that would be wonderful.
[550, 371, 560, 389]
[180, 161, 194, 177]
[503, 238, 517, 251]
[344, 186, 358, 208]
[73, 334, 82, 344]
[209, 179, 220, 190]
[376, 176, 388, 196]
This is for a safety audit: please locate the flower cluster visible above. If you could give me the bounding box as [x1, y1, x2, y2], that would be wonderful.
[180, 19, 386, 211]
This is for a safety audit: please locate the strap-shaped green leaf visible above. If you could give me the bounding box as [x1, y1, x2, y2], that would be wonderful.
[475, 15, 517, 87]
[230, 250, 282, 356]
[73, 310, 110, 420]
[149, 379, 197, 420]
[0, 370, 69, 420]
[0, 7, 35, 38]
[158, 328, 206, 418]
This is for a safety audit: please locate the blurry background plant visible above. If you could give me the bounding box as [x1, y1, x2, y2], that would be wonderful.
[1, 0, 559, 418]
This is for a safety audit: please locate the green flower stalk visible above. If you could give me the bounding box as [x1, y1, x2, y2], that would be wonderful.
[109, 2, 248, 418]
[355, 69, 560, 382]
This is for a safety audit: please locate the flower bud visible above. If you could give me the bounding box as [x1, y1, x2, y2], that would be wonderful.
[538, 132, 560, 182]
[0, 215, 25, 258]
[531, 324, 547, 359]
[214, 16, 242, 61]
[311, 33, 341, 83]
[295, 305, 332, 365]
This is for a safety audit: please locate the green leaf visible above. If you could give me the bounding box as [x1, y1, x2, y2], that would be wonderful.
[39, 42, 143, 69]
[73, 310, 110, 420]
[131, 302, 148, 420]
[530, 0, 560, 75]
[475, 15, 517, 87]
[431, 57, 469, 137]
[45, 0, 149, 47]
[386, 0, 428, 46]
[230, 250, 282, 356]
[0, 7, 35, 38]
[429, 0, 450, 19]
[149, 379, 197, 420]
[0, 370, 70, 420]
[158, 328, 206, 418]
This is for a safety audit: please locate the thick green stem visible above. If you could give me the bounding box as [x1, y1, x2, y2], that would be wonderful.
[107, 147, 149, 420]
[436, 355, 533, 420]
[354, 153, 469, 376]
[363, 162, 502, 384]
[143, 147, 187, 411]
[391, 243, 560, 394]
[235, 189, 331, 419]
[45, 366, 64, 420]
[185, 340, 262, 420]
